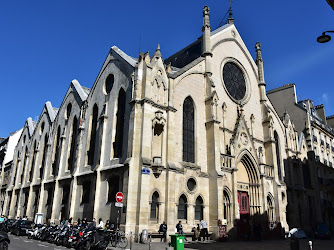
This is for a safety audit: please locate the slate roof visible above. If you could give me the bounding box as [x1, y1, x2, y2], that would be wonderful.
[164, 38, 202, 69]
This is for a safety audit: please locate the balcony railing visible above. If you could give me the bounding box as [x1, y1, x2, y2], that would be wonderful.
[221, 154, 234, 170]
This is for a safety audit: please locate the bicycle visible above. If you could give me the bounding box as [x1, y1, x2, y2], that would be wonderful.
[110, 229, 128, 248]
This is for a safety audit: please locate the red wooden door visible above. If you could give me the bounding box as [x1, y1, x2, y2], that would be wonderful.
[238, 192, 249, 214]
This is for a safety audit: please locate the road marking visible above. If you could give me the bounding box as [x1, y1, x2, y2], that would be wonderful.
[38, 244, 49, 247]
[13, 237, 19, 239]
[24, 240, 33, 242]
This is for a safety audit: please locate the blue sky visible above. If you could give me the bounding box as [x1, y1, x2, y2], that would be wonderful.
[1, 0, 333, 137]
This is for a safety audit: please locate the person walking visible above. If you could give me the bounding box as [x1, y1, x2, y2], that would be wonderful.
[200, 219, 209, 241]
[159, 221, 167, 242]
[176, 221, 189, 242]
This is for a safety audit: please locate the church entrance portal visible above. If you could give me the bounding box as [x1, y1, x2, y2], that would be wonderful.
[235, 153, 260, 239]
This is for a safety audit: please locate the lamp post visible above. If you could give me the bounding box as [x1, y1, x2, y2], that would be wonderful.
[317, 31, 334, 43]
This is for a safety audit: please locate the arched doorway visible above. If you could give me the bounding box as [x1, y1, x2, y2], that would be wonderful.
[235, 153, 260, 239]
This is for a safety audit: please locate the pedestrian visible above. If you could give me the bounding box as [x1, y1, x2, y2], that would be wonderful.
[105, 220, 110, 231]
[191, 226, 199, 241]
[176, 221, 189, 242]
[200, 219, 209, 241]
[82, 217, 87, 228]
[97, 218, 104, 229]
[89, 218, 96, 228]
[158, 221, 167, 242]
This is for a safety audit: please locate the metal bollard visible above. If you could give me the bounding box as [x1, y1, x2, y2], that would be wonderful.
[149, 232, 152, 250]
[309, 240, 312, 250]
[130, 230, 133, 250]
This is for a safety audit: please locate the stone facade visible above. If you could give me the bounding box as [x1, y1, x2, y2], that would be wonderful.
[268, 84, 334, 233]
[1, 6, 311, 240]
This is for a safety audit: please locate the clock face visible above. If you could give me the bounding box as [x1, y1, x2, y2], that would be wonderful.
[223, 62, 246, 101]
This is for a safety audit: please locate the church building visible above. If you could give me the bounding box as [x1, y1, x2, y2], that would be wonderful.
[2, 6, 300, 239]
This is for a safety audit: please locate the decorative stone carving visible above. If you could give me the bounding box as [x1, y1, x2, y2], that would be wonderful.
[152, 111, 166, 129]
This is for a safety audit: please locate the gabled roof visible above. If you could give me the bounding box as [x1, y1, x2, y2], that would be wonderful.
[45, 101, 57, 122]
[111, 46, 137, 67]
[164, 38, 202, 69]
[164, 23, 233, 70]
[26, 117, 35, 137]
[71, 79, 90, 102]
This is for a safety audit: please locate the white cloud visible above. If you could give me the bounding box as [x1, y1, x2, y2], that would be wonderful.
[322, 92, 328, 104]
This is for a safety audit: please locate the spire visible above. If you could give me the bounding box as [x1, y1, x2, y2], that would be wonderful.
[152, 44, 162, 59]
[202, 6, 212, 57]
[255, 42, 265, 84]
[255, 42, 267, 102]
[227, 6, 234, 24]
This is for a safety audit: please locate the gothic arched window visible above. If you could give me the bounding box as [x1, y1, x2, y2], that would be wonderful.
[68, 117, 78, 173]
[113, 89, 126, 158]
[267, 195, 274, 222]
[183, 97, 195, 163]
[178, 194, 188, 219]
[20, 146, 28, 184]
[29, 141, 37, 182]
[40, 134, 48, 180]
[195, 196, 203, 220]
[150, 191, 160, 220]
[87, 104, 98, 166]
[52, 126, 61, 177]
[223, 190, 231, 224]
[274, 131, 282, 180]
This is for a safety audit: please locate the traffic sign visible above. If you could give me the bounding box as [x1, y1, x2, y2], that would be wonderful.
[116, 192, 124, 203]
[115, 202, 123, 207]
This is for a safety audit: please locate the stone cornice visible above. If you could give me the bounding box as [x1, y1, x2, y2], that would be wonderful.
[130, 98, 177, 112]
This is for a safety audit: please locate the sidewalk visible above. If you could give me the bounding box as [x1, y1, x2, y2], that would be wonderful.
[108, 238, 334, 250]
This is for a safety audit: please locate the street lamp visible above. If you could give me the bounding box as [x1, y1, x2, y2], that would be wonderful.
[317, 31, 334, 43]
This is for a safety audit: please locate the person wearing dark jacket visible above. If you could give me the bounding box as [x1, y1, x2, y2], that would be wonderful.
[176, 221, 189, 242]
[159, 221, 167, 242]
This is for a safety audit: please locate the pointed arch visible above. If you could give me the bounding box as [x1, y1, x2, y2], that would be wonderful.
[29, 140, 37, 182]
[267, 193, 275, 222]
[183, 96, 195, 163]
[113, 88, 126, 158]
[20, 146, 28, 184]
[195, 195, 204, 220]
[177, 194, 188, 219]
[223, 189, 231, 224]
[236, 150, 261, 216]
[52, 126, 62, 177]
[237, 150, 260, 184]
[274, 131, 282, 181]
[68, 116, 78, 173]
[87, 104, 98, 166]
[40, 133, 48, 180]
[150, 191, 160, 220]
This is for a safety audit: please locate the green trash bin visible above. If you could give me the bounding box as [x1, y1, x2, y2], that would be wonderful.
[170, 234, 185, 250]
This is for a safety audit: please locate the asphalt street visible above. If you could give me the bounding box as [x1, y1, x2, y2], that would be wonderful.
[8, 234, 334, 250]
[8, 234, 68, 250]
